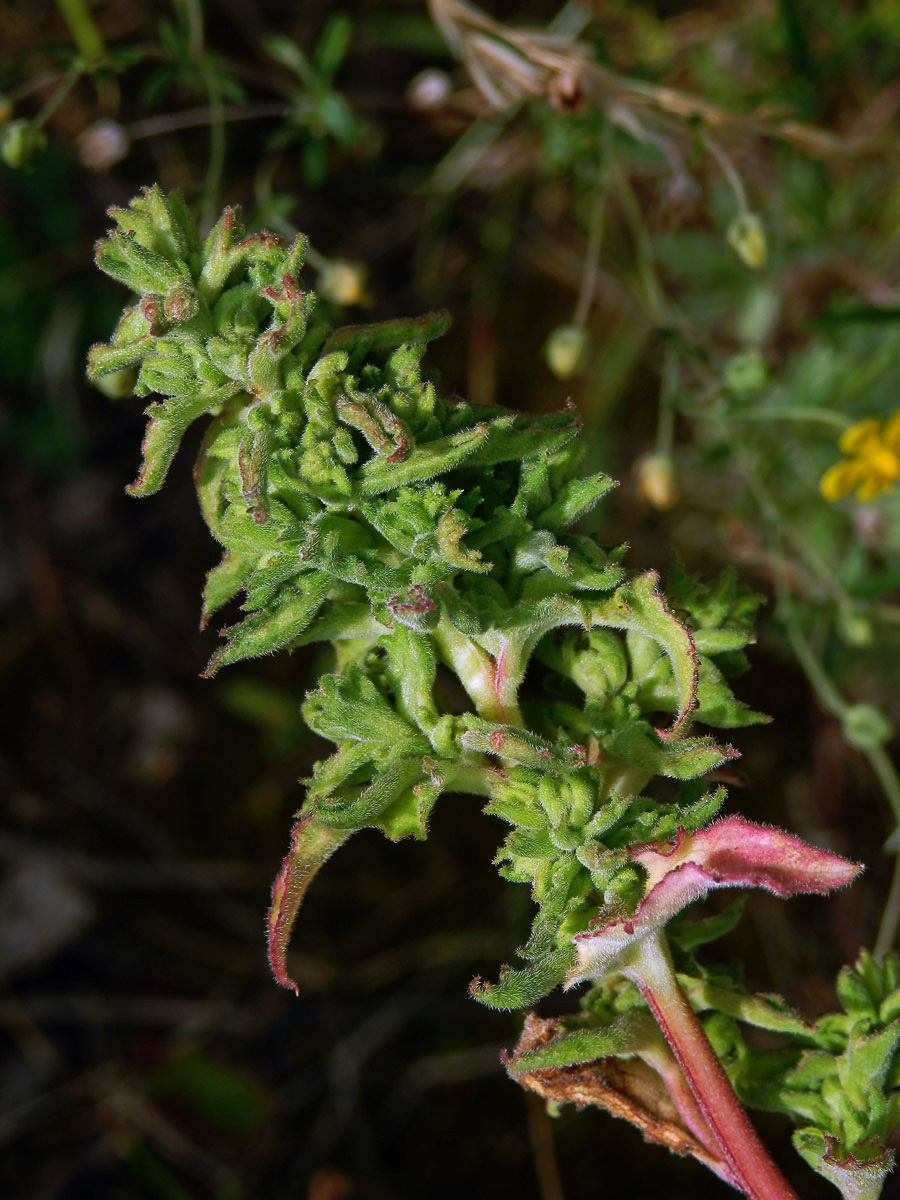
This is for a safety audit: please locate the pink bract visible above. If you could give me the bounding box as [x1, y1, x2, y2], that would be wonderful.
[568, 817, 861, 987]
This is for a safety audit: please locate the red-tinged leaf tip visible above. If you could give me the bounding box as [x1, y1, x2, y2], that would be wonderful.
[633, 817, 862, 897]
[468, 974, 487, 999]
[822, 1136, 893, 1173]
[567, 818, 862, 988]
[794, 1131, 894, 1199]
[267, 815, 350, 994]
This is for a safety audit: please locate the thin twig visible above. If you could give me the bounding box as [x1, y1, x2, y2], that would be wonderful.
[722, 406, 852, 430]
[656, 347, 679, 457]
[874, 852, 900, 958]
[572, 166, 606, 328]
[526, 1091, 568, 1200]
[128, 102, 287, 141]
[781, 614, 847, 720]
[705, 135, 750, 214]
[31, 67, 81, 132]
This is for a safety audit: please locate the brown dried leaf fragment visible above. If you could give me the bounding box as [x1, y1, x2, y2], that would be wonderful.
[507, 1014, 729, 1179]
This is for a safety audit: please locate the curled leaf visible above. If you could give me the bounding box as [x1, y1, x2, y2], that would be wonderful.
[470, 945, 576, 1010]
[267, 814, 350, 994]
[568, 818, 861, 987]
[589, 573, 699, 740]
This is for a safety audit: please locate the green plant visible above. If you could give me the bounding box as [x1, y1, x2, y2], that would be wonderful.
[89, 186, 900, 1199]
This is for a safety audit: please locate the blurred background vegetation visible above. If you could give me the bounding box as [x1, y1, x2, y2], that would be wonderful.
[3, 0, 900, 1196]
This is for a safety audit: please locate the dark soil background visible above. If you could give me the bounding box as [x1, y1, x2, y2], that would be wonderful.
[0, 2, 892, 1198]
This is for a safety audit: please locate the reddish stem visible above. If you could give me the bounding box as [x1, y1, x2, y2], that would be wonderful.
[642, 1045, 738, 1189]
[631, 933, 800, 1200]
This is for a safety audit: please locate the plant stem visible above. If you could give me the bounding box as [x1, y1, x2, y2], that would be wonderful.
[705, 135, 750, 214]
[525, 1092, 567, 1200]
[630, 932, 800, 1200]
[613, 165, 671, 327]
[54, 0, 105, 63]
[723, 406, 852, 430]
[782, 612, 847, 720]
[655, 347, 678, 458]
[201, 74, 227, 231]
[434, 617, 524, 725]
[31, 67, 81, 132]
[874, 852, 900, 959]
[572, 169, 605, 329]
[639, 1040, 735, 1187]
[870, 744, 900, 841]
[873, 735, 900, 956]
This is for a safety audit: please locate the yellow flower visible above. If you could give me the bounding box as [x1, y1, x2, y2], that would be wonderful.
[820, 413, 900, 502]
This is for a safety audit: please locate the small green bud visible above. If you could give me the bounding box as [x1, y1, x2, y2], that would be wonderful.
[604, 864, 644, 909]
[537, 774, 594, 832]
[246, 402, 275, 433]
[88, 336, 152, 378]
[573, 630, 629, 699]
[723, 349, 768, 398]
[544, 325, 590, 380]
[836, 962, 878, 1020]
[248, 337, 283, 395]
[429, 714, 461, 758]
[727, 212, 767, 270]
[332, 427, 358, 464]
[0, 120, 47, 170]
[838, 609, 874, 648]
[96, 232, 192, 298]
[92, 366, 139, 399]
[842, 703, 893, 751]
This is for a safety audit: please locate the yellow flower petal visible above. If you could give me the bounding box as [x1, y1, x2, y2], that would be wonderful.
[866, 445, 900, 483]
[820, 460, 866, 502]
[883, 411, 900, 453]
[840, 419, 882, 455]
[857, 474, 894, 502]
